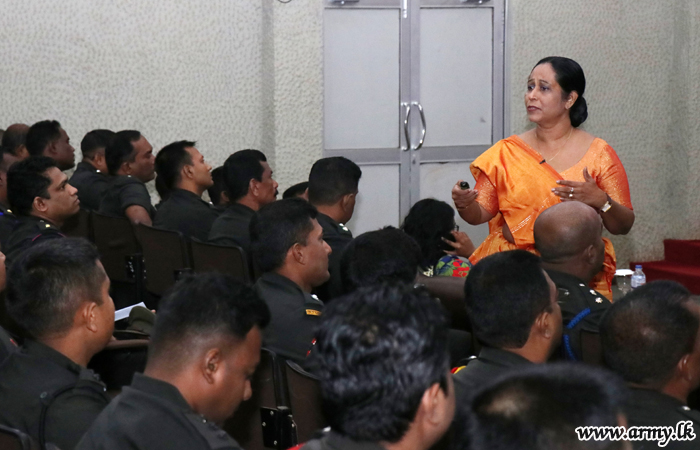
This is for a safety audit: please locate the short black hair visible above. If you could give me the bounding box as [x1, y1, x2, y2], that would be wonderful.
[465, 363, 627, 450]
[308, 157, 361, 206]
[6, 238, 105, 339]
[148, 273, 270, 367]
[340, 227, 421, 294]
[223, 149, 267, 202]
[465, 250, 550, 349]
[250, 198, 318, 273]
[208, 166, 228, 206]
[26, 120, 62, 157]
[1, 126, 28, 156]
[401, 199, 455, 270]
[105, 130, 142, 176]
[282, 181, 309, 200]
[7, 156, 58, 216]
[155, 140, 196, 191]
[311, 283, 449, 443]
[80, 129, 115, 160]
[600, 281, 696, 387]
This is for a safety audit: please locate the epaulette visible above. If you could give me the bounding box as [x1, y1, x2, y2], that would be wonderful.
[304, 294, 324, 317]
[186, 413, 241, 449]
[678, 405, 700, 424]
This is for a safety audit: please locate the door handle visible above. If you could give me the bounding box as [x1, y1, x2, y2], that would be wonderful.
[401, 102, 412, 151]
[412, 102, 426, 151]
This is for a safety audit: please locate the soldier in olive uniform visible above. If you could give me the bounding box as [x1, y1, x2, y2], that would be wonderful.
[301, 284, 455, 450]
[534, 201, 611, 361]
[601, 281, 700, 450]
[69, 129, 114, 211]
[4, 156, 80, 262]
[153, 141, 220, 242]
[209, 150, 278, 258]
[250, 199, 330, 363]
[453, 251, 562, 395]
[307, 157, 361, 301]
[0, 239, 114, 450]
[76, 273, 270, 450]
[99, 130, 156, 225]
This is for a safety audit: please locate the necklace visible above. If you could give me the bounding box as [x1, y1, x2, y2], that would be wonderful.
[540, 127, 574, 163]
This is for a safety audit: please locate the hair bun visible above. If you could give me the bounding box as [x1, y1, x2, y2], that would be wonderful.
[570, 96, 588, 127]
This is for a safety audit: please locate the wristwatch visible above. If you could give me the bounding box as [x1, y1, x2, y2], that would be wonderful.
[600, 194, 613, 213]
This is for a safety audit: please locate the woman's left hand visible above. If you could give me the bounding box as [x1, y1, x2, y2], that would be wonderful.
[552, 167, 607, 209]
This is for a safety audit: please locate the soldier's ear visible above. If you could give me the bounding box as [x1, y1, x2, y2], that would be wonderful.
[202, 348, 222, 384]
[33, 196, 49, 213]
[182, 163, 194, 181]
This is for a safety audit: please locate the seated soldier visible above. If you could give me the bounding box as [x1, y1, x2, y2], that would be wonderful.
[4, 156, 79, 262]
[207, 166, 230, 211]
[462, 364, 630, 450]
[99, 130, 156, 225]
[282, 181, 308, 200]
[454, 250, 562, 394]
[250, 198, 329, 362]
[69, 129, 114, 211]
[1, 123, 30, 160]
[25, 120, 76, 171]
[534, 201, 610, 361]
[601, 281, 700, 449]
[307, 157, 361, 301]
[0, 249, 17, 364]
[208, 150, 278, 256]
[0, 239, 113, 450]
[153, 140, 220, 241]
[0, 148, 20, 250]
[303, 283, 455, 450]
[76, 273, 270, 450]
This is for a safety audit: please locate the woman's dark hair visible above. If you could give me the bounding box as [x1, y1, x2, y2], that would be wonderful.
[400, 198, 454, 270]
[534, 56, 587, 127]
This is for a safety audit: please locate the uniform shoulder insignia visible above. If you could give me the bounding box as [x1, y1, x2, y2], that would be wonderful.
[306, 309, 322, 317]
[305, 294, 324, 316]
[677, 405, 700, 424]
[185, 413, 241, 450]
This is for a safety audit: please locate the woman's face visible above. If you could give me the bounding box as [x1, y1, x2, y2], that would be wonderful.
[524, 63, 574, 126]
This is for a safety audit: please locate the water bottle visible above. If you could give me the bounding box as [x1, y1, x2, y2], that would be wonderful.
[631, 265, 646, 289]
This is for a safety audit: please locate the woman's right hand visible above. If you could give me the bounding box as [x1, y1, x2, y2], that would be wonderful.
[451, 181, 479, 211]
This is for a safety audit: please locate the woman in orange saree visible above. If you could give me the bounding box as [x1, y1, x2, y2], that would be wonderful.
[452, 57, 634, 299]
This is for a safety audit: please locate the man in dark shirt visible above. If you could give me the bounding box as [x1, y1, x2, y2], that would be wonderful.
[77, 272, 270, 450]
[99, 130, 156, 224]
[307, 157, 361, 301]
[601, 281, 700, 449]
[250, 199, 329, 362]
[534, 201, 610, 361]
[4, 156, 80, 262]
[301, 284, 455, 450]
[70, 129, 114, 211]
[209, 150, 278, 256]
[153, 140, 220, 241]
[207, 166, 230, 211]
[0, 123, 30, 160]
[0, 239, 114, 450]
[0, 148, 20, 251]
[25, 120, 76, 171]
[453, 250, 562, 396]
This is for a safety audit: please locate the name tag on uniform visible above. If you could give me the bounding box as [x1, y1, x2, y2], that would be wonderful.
[306, 309, 322, 316]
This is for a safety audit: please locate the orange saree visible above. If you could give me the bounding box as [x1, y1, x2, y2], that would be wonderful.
[468, 135, 633, 300]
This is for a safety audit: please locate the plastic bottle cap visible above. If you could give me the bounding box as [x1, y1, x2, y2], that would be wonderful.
[635, 265, 642, 269]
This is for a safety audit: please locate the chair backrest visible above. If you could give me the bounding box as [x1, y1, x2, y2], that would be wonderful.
[580, 330, 603, 366]
[61, 209, 92, 241]
[87, 339, 149, 395]
[0, 424, 42, 450]
[418, 275, 471, 332]
[284, 360, 327, 444]
[92, 212, 141, 283]
[133, 224, 191, 297]
[189, 239, 250, 283]
[225, 348, 290, 450]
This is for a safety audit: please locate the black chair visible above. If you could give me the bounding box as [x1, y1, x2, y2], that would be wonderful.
[133, 224, 191, 298]
[61, 209, 92, 241]
[225, 349, 295, 450]
[88, 339, 149, 397]
[189, 240, 250, 283]
[0, 424, 44, 450]
[284, 360, 327, 444]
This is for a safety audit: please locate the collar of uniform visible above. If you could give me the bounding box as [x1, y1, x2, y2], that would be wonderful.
[477, 346, 534, 368]
[259, 271, 309, 297]
[0, 203, 13, 216]
[322, 430, 386, 450]
[225, 202, 256, 217]
[129, 372, 194, 412]
[76, 161, 99, 174]
[168, 188, 211, 205]
[23, 339, 85, 375]
[23, 214, 59, 229]
[545, 269, 588, 288]
[628, 387, 688, 410]
[316, 212, 351, 236]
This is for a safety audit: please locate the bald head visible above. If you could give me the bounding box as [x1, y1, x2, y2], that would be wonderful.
[1, 124, 30, 159]
[535, 202, 602, 263]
